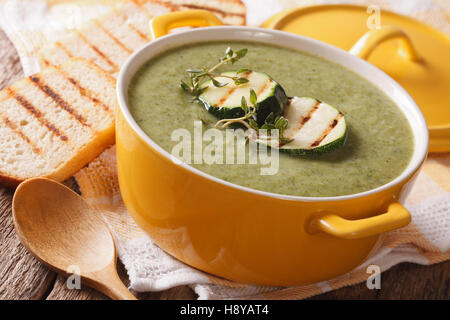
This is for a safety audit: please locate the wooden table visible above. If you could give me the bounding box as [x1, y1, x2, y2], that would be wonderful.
[0, 29, 448, 300]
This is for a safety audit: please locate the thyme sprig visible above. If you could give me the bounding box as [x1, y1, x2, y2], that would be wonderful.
[180, 47, 249, 97]
[259, 112, 292, 144]
[180, 47, 291, 145]
[215, 89, 292, 145]
[215, 89, 259, 130]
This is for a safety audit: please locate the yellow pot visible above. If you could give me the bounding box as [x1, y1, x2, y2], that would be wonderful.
[116, 10, 428, 286]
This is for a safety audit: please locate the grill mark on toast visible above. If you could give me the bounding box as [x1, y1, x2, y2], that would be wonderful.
[55, 41, 73, 57]
[74, 30, 118, 71]
[127, 23, 150, 41]
[287, 100, 320, 140]
[217, 71, 251, 107]
[131, 0, 154, 17]
[110, 4, 150, 40]
[132, 0, 178, 19]
[29, 76, 91, 128]
[180, 4, 245, 18]
[156, 0, 178, 11]
[137, 1, 244, 20]
[40, 57, 51, 67]
[93, 19, 133, 54]
[6, 88, 68, 142]
[53, 65, 112, 113]
[0, 113, 41, 154]
[68, 77, 111, 113]
[310, 113, 343, 148]
[137, 0, 177, 12]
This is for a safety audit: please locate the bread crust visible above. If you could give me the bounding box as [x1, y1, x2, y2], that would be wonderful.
[0, 173, 22, 189]
[0, 58, 116, 189]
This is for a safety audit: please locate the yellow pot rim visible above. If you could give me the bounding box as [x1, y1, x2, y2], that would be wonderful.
[117, 26, 429, 203]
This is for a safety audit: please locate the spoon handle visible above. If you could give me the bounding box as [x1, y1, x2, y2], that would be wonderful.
[103, 280, 138, 300]
[92, 267, 137, 300]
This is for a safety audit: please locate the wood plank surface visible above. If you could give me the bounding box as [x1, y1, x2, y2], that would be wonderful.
[0, 31, 57, 300]
[0, 28, 448, 301]
[0, 187, 57, 300]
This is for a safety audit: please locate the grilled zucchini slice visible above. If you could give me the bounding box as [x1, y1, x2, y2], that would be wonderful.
[198, 70, 288, 125]
[280, 97, 347, 155]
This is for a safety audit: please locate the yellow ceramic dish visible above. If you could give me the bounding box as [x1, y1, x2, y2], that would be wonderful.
[116, 10, 429, 286]
[263, 4, 450, 152]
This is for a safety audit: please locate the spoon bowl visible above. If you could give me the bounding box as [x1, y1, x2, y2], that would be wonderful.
[12, 177, 136, 300]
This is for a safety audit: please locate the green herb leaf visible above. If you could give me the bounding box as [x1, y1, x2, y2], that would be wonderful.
[181, 47, 250, 100]
[260, 123, 274, 131]
[180, 81, 191, 92]
[194, 72, 207, 78]
[249, 89, 257, 105]
[234, 78, 249, 85]
[265, 112, 275, 124]
[212, 78, 227, 88]
[235, 48, 248, 59]
[280, 137, 294, 144]
[186, 68, 203, 74]
[196, 86, 208, 96]
[236, 68, 249, 74]
[241, 96, 248, 112]
[275, 116, 289, 130]
[248, 119, 259, 131]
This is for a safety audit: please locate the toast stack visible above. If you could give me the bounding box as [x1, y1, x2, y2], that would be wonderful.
[0, 58, 116, 188]
[37, 0, 246, 74]
[0, 0, 246, 188]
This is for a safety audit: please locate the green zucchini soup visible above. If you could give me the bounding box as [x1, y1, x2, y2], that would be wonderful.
[128, 41, 414, 197]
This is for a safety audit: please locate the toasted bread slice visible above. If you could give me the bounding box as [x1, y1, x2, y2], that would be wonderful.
[151, 0, 246, 25]
[37, 0, 246, 72]
[0, 58, 116, 188]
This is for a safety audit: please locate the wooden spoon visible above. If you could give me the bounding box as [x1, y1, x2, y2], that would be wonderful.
[12, 177, 136, 300]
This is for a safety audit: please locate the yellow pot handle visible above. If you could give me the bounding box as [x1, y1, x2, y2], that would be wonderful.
[349, 26, 422, 63]
[150, 10, 224, 40]
[310, 202, 411, 239]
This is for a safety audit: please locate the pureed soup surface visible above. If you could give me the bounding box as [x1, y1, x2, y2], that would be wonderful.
[128, 42, 414, 197]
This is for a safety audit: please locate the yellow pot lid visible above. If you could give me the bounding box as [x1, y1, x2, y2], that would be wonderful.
[263, 5, 450, 153]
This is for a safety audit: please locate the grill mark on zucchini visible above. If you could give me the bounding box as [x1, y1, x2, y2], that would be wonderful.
[216, 70, 252, 107]
[199, 71, 288, 123]
[287, 100, 320, 140]
[256, 80, 270, 97]
[310, 113, 343, 147]
[275, 97, 347, 155]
